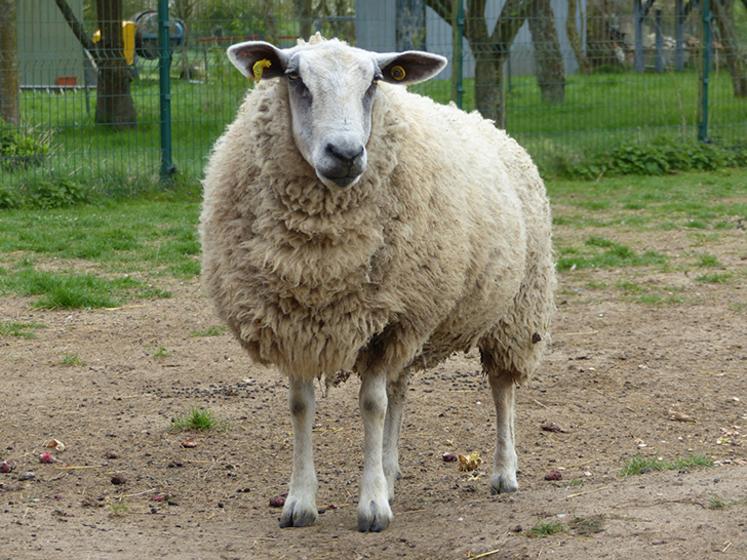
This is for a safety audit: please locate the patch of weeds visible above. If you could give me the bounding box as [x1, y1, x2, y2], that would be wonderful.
[729, 302, 747, 313]
[708, 496, 727, 510]
[685, 219, 709, 229]
[108, 501, 129, 517]
[0, 265, 170, 309]
[569, 515, 605, 535]
[170, 408, 221, 432]
[568, 478, 585, 487]
[695, 254, 721, 267]
[637, 293, 685, 306]
[585, 280, 608, 290]
[61, 354, 85, 367]
[557, 237, 667, 272]
[153, 346, 170, 359]
[617, 280, 646, 294]
[695, 273, 731, 284]
[528, 520, 566, 538]
[621, 454, 713, 477]
[0, 321, 45, 339]
[191, 325, 227, 337]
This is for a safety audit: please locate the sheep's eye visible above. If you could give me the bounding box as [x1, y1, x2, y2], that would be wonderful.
[287, 71, 300, 81]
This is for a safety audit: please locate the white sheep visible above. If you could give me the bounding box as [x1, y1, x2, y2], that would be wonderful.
[200, 35, 555, 532]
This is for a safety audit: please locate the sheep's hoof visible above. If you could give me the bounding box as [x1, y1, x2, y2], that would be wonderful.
[357, 499, 393, 532]
[279, 496, 318, 528]
[490, 471, 519, 495]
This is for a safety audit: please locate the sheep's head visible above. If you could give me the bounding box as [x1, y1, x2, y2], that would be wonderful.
[227, 37, 447, 189]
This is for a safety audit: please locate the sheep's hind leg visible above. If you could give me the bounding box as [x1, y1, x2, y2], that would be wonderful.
[358, 372, 393, 532]
[279, 378, 318, 528]
[486, 371, 519, 494]
[383, 372, 408, 503]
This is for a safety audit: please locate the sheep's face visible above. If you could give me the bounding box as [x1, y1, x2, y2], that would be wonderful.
[228, 38, 446, 189]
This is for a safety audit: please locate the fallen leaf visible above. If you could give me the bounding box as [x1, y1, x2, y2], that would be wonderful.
[457, 451, 482, 472]
[45, 439, 66, 452]
[541, 421, 569, 433]
[668, 409, 696, 423]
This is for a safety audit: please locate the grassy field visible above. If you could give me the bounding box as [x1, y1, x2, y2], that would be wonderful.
[2, 63, 745, 190]
[0, 168, 744, 311]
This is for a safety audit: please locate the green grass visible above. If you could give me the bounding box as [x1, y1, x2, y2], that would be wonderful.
[548, 169, 747, 231]
[557, 236, 667, 271]
[708, 496, 727, 510]
[191, 325, 228, 337]
[3, 65, 745, 190]
[0, 265, 170, 309]
[620, 454, 714, 477]
[695, 254, 721, 267]
[170, 408, 221, 432]
[0, 320, 45, 338]
[527, 520, 566, 538]
[153, 346, 170, 359]
[695, 272, 731, 284]
[61, 353, 84, 367]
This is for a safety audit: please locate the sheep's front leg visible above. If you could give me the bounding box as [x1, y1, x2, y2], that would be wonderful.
[358, 372, 393, 532]
[383, 372, 408, 503]
[279, 378, 318, 528]
[488, 372, 519, 494]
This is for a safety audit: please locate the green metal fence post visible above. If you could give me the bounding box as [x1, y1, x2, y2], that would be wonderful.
[698, 0, 712, 143]
[158, 0, 176, 181]
[456, 0, 464, 110]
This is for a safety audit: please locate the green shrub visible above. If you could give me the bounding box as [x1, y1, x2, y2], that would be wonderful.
[0, 127, 49, 171]
[561, 139, 747, 179]
[24, 178, 89, 209]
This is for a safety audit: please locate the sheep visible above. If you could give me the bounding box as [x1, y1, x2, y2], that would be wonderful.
[199, 34, 555, 533]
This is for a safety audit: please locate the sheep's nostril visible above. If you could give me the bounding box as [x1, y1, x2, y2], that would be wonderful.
[326, 142, 364, 163]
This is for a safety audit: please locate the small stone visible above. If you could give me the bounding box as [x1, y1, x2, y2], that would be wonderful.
[181, 439, 197, 449]
[442, 452, 458, 463]
[105, 451, 119, 460]
[19, 471, 35, 481]
[544, 469, 563, 481]
[110, 475, 127, 485]
[269, 495, 286, 508]
[1, 461, 13, 474]
[511, 525, 523, 533]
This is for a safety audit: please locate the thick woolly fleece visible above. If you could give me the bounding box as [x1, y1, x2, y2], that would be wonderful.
[200, 77, 555, 383]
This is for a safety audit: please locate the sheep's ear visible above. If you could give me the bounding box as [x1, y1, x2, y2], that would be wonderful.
[227, 41, 288, 80]
[375, 51, 447, 85]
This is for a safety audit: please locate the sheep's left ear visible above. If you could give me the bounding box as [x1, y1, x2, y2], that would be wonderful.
[227, 41, 288, 80]
[375, 51, 447, 85]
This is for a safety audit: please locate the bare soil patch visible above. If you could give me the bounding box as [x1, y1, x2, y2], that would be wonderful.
[1, 228, 746, 559]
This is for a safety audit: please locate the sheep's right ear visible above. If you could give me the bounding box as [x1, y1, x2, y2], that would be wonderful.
[227, 41, 288, 80]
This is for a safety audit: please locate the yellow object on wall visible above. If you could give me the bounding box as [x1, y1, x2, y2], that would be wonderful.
[92, 21, 136, 65]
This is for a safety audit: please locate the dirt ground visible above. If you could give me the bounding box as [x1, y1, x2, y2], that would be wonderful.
[1, 225, 746, 559]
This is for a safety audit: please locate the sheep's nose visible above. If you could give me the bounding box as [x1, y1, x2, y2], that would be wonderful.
[325, 142, 364, 164]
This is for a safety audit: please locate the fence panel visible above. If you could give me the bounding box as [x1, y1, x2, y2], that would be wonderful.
[1, 0, 746, 193]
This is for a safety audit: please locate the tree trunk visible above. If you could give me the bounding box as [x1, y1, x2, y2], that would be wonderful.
[95, 0, 136, 128]
[566, 0, 589, 73]
[396, 0, 426, 50]
[586, 0, 621, 68]
[528, 0, 565, 103]
[713, 0, 747, 97]
[294, 0, 313, 40]
[474, 52, 507, 126]
[263, 0, 278, 43]
[0, 0, 19, 125]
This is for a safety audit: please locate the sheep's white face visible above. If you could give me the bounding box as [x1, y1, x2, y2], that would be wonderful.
[228, 38, 447, 189]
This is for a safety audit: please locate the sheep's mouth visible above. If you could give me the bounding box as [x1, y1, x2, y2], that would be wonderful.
[316, 170, 362, 189]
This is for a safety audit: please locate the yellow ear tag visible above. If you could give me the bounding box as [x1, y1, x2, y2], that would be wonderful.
[252, 59, 272, 82]
[390, 65, 406, 81]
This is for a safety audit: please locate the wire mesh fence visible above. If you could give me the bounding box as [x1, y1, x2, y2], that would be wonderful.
[1, 0, 746, 193]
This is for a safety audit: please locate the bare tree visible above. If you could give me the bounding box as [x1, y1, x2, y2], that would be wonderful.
[566, 0, 589, 73]
[54, 0, 137, 128]
[295, 0, 314, 40]
[528, 0, 565, 103]
[0, 0, 19, 125]
[713, 0, 747, 97]
[427, 0, 532, 127]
